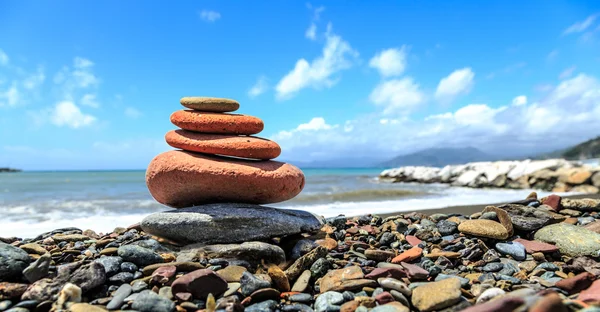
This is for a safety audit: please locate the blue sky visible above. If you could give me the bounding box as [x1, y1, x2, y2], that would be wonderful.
[1, 1, 600, 170]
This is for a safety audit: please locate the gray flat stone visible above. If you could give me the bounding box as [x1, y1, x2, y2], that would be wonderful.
[141, 203, 324, 244]
[534, 223, 600, 257]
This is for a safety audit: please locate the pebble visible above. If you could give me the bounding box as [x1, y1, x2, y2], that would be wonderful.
[117, 245, 163, 267]
[314, 291, 344, 312]
[495, 241, 526, 261]
[106, 284, 132, 310]
[411, 278, 462, 312]
[0, 243, 31, 281]
[131, 290, 175, 312]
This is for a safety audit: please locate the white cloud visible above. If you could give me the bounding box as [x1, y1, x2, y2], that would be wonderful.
[199, 10, 221, 23]
[273, 73, 600, 162]
[275, 24, 358, 100]
[124, 107, 142, 119]
[512, 95, 527, 106]
[0, 49, 8, 66]
[559, 66, 576, 80]
[563, 14, 598, 35]
[51, 101, 96, 128]
[297, 117, 334, 131]
[369, 47, 408, 77]
[22, 66, 45, 90]
[435, 67, 475, 103]
[248, 76, 268, 98]
[0, 83, 19, 107]
[305, 23, 317, 40]
[369, 78, 425, 114]
[81, 93, 99, 108]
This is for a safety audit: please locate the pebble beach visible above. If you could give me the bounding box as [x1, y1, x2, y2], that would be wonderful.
[1, 193, 600, 312]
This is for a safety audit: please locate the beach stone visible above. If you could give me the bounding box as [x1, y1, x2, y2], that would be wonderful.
[165, 130, 281, 160]
[132, 290, 175, 312]
[142, 262, 204, 276]
[541, 195, 563, 211]
[106, 283, 132, 310]
[534, 223, 600, 257]
[291, 239, 318, 260]
[498, 204, 553, 231]
[223, 282, 240, 297]
[513, 238, 559, 254]
[399, 262, 429, 280]
[495, 241, 526, 261]
[179, 97, 240, 112]
[286, 246, 328, 281]
[0, 242, 30, 281]
[240, 271, 271, 296]
[320, 266, 363, 293]
[146, 151, 305, 207]
[268, 265, 290, 292]
[365, 267, 407, 280]
[315, 237, 338, 250]
[571, 185, 600, 193]
[561, 198, 600, 211]
[315, 291, 344, 312]
[482, 206, 514, 236]
[476, 287, 505, 304]
[117, 245, 163, 267]
[411, 278, 462, 312]
[461, 296, 524, 312]
[457, 220, 509, 239]
[217, 265, 247, 282]
[68, 262, 107, 292]
[370, 302, 409, 312]
[529, 293, 567, 312]
[183, 241, 285, 267]
[22, 253, 50, 283]
[585, 221, 600, 234]
[377, 278, 411, 297]
[0, 282, 28, 300]
[593, 172, 600, 187]
[18, 243, 47, 255]
[51, 234, 89, 243]
[170, 110, 264, 134]
[436, 220, 458, 235]
[555, 272, 594, 294]
[405, 235, 422, 246]
[579, 279, 600, 302]
[567, 170, 593, 184]
[365, 250, 395, 262]
[171, 269, 227, 299]
[245, 300, 278, 312]
[94, 256, 123, 276]
[291, 270, 311, 292]
[391, 246, 422, 263]
[142, 204, 320, 244]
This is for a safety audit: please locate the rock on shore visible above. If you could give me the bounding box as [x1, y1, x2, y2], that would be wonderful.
[380, 159, 600, 193]
[1, 193, 600, 311]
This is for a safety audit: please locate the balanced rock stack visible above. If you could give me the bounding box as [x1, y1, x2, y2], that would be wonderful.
[141, 97, 322, 245]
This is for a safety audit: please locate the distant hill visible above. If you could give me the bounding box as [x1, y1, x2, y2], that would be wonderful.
[379, 147, 493, 168]
[543, 136, 600, 160]
[0, 167, 21, 173]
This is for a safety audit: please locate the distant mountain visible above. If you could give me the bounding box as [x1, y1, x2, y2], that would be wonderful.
[537, 136, 600, 160]
[0, 167, 21, 173]
[379, 147, 493, 168]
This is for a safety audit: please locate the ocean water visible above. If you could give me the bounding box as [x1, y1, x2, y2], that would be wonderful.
[0, 168, 573, 238]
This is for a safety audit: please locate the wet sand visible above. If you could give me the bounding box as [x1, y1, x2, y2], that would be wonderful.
[378, 193, 600, 218]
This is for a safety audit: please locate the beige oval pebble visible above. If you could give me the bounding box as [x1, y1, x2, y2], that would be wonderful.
[180, 97, 240, 112]
[146, 150, 305, 208]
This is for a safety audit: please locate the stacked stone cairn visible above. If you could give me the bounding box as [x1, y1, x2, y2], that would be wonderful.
[141, 97, 323, 245]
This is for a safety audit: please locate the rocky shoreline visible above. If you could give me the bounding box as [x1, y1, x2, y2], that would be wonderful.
[1, 193, 600, 312]
[380, 159, 600, 194]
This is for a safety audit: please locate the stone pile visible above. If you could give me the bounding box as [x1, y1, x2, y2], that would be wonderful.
[380, 159, 600, 193]
[141, 97, 322, 244]
[2, 193, 600, 311]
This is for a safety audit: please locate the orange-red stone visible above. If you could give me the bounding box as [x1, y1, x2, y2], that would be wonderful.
[165, 130, 281, 160]
[391, 246, 422, 264]
[146, 150, 305, 208]
[170, 110, 264, 135]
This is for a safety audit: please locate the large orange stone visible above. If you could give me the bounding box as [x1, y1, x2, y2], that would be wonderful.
[165, 130, 281, 160]
[170, 110, 264, 135]
[146, 150, 305, 208]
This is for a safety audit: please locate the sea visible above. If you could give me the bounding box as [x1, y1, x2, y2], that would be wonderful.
[0, 168, 573, 238]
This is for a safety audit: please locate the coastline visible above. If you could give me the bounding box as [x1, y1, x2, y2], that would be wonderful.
[379, 193, 600, 217]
